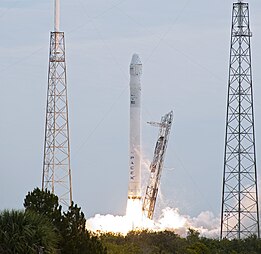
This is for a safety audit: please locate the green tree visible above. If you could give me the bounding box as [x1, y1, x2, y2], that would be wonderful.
[24, 187, 62, 227]
[186, 228, 200, 245]
[0, 209, 58, 253]
[24, 188, 107, 254]
[186, 242, 211, 254]
[60, 202, 106, 254]
[101, 230, 261, 254]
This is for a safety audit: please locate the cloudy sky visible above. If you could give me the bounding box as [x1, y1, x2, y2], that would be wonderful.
[0, 0, 261, 219]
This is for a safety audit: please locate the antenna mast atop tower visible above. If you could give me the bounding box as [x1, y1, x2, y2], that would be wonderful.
[220, 1, 259, 239]
[55, 0, 60, 32]
[42, 0, 73, 207]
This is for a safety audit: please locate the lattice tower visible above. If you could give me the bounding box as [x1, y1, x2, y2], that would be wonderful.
[220, 1, 259, 239]
[42, 0, 72, 207]
[142, 111, 173, 219]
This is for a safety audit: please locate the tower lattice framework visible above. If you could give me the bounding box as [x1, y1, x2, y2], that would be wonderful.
[142, 111, 173, 220]
[42, 31, 72, 207]
[221, 1, 259, 239]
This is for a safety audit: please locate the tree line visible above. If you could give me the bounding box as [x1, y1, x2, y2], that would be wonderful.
[101, 229, 261, 254]
[0, 188, 261, 253]
[0, 188, 106, 253]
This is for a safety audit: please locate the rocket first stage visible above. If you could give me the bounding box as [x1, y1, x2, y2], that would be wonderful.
[128, 54, 142, 201]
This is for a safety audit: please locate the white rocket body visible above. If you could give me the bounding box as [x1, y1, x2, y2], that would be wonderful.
[128, 54, 142, 200]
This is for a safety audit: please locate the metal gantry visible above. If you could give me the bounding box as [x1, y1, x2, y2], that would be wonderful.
[142, 111, 173, 220]
[42, 27, 72, 206]
[221, 1, 259, 239]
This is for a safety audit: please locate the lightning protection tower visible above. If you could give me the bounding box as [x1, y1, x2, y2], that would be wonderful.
[42, 0, 72, 207]
[221, 1, 259, 239]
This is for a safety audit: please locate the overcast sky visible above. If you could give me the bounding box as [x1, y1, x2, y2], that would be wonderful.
[0, 0, 261, 219]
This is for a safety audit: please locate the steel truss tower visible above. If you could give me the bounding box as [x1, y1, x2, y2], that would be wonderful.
[221, 1, 259, 239]
[142, 111, 173, 220]
[42, 0, 72, 207]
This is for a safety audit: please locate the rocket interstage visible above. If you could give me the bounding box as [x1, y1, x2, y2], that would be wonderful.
[128, 54, 142, 201]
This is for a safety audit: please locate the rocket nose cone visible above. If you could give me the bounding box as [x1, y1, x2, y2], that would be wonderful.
[131, 54, 142, 65]
[130, 53, 142, 77]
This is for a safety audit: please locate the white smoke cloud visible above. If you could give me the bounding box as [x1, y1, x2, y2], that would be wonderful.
[189, 211, 220, 238]
[86, 152, 221, 238]
[86, 214, 131, 235]
[86, 207, 220, 238]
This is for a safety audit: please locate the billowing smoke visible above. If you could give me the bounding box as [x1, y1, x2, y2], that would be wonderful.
[86, 154, 220, 238]
[86, 207, 220, 238]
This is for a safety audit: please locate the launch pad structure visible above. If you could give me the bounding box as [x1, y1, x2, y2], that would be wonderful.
[220, 0, 260, 239]
[42, 0, 72, 208]
[143, 111, 173, 220]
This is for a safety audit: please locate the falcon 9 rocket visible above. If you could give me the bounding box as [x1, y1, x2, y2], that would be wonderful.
[128, 54, 142, 201]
